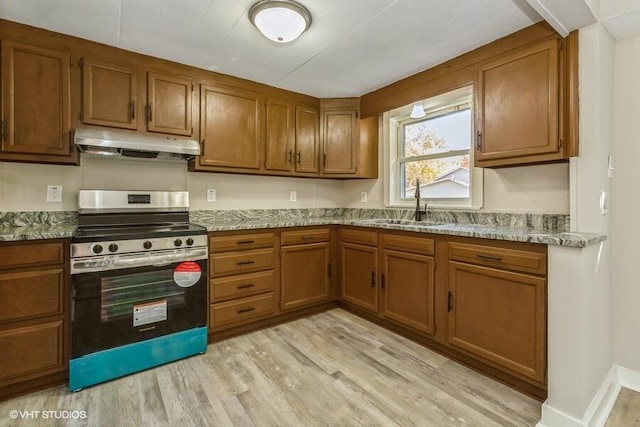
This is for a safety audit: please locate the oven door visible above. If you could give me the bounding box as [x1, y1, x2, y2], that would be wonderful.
[71, 258, 207, 358]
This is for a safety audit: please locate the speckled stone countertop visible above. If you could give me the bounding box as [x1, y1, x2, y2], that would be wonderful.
[0, 208, 606, 248]
[189, 208, 605, 248]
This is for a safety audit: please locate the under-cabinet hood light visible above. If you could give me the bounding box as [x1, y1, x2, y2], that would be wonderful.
[249, 0, 312, 43]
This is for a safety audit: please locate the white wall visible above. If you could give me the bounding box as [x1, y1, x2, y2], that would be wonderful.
[541, 22, 614, 426]
[611, 33, 640, 374]
[0, 156, 344, 212]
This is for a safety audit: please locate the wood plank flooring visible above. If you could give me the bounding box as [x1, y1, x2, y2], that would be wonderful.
[0, 309, 541, 426]
[606, 387, 640, 427]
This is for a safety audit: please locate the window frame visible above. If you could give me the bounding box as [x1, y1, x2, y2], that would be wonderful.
[383, 86, 483, 210]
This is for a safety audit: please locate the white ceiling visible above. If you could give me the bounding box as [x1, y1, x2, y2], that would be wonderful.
[0, 0, 543, 98]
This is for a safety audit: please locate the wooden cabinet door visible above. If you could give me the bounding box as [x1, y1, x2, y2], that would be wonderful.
[476, 39, 560, 165]
[199, 84, 262, 169]
[447, 261, 546, 383]
[295, 104, 319, 173]
[281, 242, 331, 311]
[147, 71, 192, 136]
[82, 58, 138, 130]
[381, 249, 435, 335]
[340, 242, 378, 313]
[322, 109, 358, 174]
[1, 41, 71, 159]
[265, 98, 294, 171]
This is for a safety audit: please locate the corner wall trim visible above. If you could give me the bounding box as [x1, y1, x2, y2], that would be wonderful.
[537, 364, 626, 427]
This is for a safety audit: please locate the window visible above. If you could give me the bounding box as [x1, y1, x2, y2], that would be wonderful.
[384, 86, 483, 209]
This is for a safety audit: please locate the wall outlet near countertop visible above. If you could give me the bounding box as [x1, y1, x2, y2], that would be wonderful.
[206, 189, 216, 203]
[47, 185, 62, 203]
[290, 191, 297, 202]
[360, 192, 368, 203]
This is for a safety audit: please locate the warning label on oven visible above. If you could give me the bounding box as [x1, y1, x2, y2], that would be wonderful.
[133, 300, 167, 327]
[174, 261, 202, 288]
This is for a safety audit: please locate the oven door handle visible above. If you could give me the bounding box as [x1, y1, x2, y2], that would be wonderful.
[71, 248, 208, 274]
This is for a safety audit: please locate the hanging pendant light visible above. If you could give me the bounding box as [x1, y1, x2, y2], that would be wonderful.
[410, 102, 426, 118]
[249, 0, 312, 43]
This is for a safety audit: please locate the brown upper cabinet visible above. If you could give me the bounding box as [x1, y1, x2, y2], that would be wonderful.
[475, 34, 577, 167]
[264, 97, 295, 172]
[198, 83, 262, 170]
[81, 58, 193, 137]
[321, 99, 359, 175]
[81, 58, 138, 130]
[1, 40, 76, 164]
[146, 71, 193, 136]
[294, 103, 320, 174]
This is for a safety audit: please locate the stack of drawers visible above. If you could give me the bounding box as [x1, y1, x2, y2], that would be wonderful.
[0, 240, 69, 398]
[209, 232, 279, 330]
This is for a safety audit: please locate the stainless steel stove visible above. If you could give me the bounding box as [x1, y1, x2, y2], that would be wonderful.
[69, 190, 208, 391]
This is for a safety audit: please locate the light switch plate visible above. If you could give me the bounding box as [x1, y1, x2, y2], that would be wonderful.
[47, 185, 62, 203]
[600, 191, 608, 214]
[290, 191, 297, 202]
[206, 189, 216, 203]
[607, 155, 614, 179]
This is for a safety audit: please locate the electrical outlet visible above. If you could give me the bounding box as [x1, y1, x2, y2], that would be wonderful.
[607, 155, 614, 179]
[206, 189, 216, 203]
[289, 191, 297, 202]
[360, 192, 368, 203]
[47, 185, 62, 203]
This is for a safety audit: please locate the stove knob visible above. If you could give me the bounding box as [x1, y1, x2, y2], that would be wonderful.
[143, 241, 153, 250]
[108, 243, 119, 253]
[186, 238, 194, 246]
[92, 244, 104, 254]
[174, 239, 183, 247]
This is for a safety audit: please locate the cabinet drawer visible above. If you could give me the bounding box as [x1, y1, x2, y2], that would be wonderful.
[449, 242, 546, 275]
[0, 242, 64, 269]
[340, 228, 377, 246]
[0, 269, 65, 324]
[211, 270, 275, 303]
[382, 234, 434, 256]
[210, 248, 276, 277]
[210, 292, 276, 328]
[209, 233, 275, 253]
[281, 228, 330, 246]
[0, 321, 64, 384]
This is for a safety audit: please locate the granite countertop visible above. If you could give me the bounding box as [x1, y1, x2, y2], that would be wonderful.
[0, 209, 607, 248]
[193, 217, 606, 248]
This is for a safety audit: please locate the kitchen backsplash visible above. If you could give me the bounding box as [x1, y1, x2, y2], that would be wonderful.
[1, 208, 569, 232]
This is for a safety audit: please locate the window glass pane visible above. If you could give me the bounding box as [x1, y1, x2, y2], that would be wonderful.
[401, 155, 470, 199]
[403, 109, 471, 157]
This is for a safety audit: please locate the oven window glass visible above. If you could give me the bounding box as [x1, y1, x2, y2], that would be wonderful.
[101, 269, 186, 322]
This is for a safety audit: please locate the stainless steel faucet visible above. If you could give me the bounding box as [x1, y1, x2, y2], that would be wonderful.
[414, 178, 427, 221]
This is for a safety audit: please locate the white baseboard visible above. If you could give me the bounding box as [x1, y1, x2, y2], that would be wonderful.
[618, 366, 640, 392]
[537, 364, 624, 427]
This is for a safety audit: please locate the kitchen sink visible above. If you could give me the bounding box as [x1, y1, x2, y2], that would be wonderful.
[370, 219, 440, 226]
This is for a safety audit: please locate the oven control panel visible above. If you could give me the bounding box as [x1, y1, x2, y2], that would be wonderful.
[71, 234, 207, 258]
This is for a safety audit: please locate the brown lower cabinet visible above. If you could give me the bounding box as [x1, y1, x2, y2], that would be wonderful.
[0, 240, 70, 400]
[280, 228, 332, 311]
[339, 227, 547, 398]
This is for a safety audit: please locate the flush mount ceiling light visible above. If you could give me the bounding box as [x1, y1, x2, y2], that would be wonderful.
[249, 0, 312, 43]
[410, 102, 426, 119]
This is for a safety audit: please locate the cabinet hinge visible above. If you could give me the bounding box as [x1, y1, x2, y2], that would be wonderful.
[476, 131, 482, 150]
[447, 291, 453, 312]
[559, 138, 563, 149]
[381, 273, 386, 290]
[327, 263, 332, 277]
[434, 261, 437, 271]
[200, 139, 205, 157]
[191, 84, 194, 92]
[191, 127, 194, 136]
[79, 111, 84, 121]
[79, 58, 84, 69]
[433, 324, 437, 334]
[323, 153, 327, 167]
[70, 56, 73, 67]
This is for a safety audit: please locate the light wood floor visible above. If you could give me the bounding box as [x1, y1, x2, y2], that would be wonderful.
[606, 387, 640, 427]
[0, 309, 541, 426]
